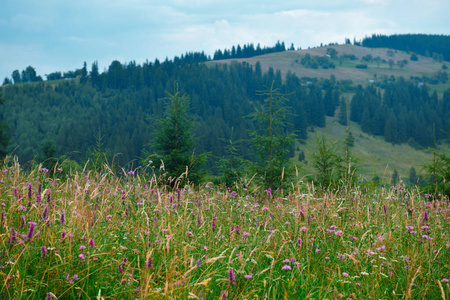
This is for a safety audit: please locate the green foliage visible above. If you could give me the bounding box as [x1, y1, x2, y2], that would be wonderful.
[312, 132, 341, 188]
[326, 48, 338, 59]
[363, 33, 450, 61]
[0, 91, 10, 157]
[355, 64, 368, 69]
[410, 53, 419, 61]
[422, 147, 450, 197]
[38, 139, 60, 172]
[86, 131, 112, 174]
[409, 166, 417, 185]
[218, 127, 245, 187]
[249, 83, 296, 190]
[391, 169, 399, 186]
[300, 53, 335, 69]
[152, 84, 206, 184]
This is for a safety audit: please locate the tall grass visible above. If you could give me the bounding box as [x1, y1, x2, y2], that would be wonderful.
[0, 158, 449, 299]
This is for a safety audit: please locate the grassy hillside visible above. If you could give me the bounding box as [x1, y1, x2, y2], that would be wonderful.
[294, 115, 436, 184]
[208, 44, 449, 93]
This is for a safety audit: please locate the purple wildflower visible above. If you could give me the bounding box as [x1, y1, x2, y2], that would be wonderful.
[27, 222, 37, 241]
[342, 272, 349, 277]
[146, 257, 153, 269]
[297, 238, 302, 247]
[41, 246, 47, 258]
[442, 278, 449, 283]
[28, 183, 32, 199]
[60, 212, 65, 225]
[221, 291, 228, 299]
[212, 215, 217, 231]
[1, 211, 4, 223]
[196, 258, 202, 267]
[89, 238, 95, 248]
[423, 210, 429, 223]
[42, 206, 49, 220]
[9, 227, 17, 245]
[79, 254, 85, 261]
[282, 265, 291, 270]
[228, 269, 236, 285]
[244, 274, 253, 279]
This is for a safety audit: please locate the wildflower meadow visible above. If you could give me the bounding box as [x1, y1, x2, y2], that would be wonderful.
[0, 159, 449, 299]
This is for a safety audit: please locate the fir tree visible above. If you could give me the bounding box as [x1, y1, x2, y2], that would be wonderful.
[153, 84, 206, 184]
[249, 82, 296, 190]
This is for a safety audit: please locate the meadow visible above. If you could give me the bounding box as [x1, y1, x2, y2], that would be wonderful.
[0, 158, 449, 299]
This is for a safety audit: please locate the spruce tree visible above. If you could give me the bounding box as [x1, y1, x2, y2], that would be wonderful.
[249, 82, 296, 190]
[153, 84, 206, 184]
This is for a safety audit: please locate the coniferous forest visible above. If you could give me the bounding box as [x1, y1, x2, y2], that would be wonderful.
[0, 36, 449, 188]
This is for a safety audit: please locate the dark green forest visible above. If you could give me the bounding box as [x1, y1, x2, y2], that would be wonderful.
[1, 35, 449, 183]
[2, 55, 449, 173]
[360, 34, 450, 61]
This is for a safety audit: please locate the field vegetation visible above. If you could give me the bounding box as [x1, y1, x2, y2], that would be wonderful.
[1, 157, 449, 299]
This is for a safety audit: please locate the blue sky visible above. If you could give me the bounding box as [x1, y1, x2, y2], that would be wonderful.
[1, 0, 449, 81]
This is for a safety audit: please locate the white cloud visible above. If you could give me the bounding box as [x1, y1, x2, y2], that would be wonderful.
[0, 0, 449, 81]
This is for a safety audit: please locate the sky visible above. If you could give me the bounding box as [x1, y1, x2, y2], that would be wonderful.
[1, 0, 449, 82]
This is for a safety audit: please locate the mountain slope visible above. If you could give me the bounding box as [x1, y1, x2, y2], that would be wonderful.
[208, 44, 449, 92]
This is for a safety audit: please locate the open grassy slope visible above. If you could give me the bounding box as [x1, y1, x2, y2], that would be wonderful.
[294, 115, 437, 184]
[208, 44, 449, 93]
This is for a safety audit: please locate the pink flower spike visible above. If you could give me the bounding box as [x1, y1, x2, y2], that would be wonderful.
[282, 265, 291, 270]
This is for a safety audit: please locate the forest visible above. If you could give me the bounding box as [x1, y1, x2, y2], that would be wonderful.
[0, 35, 449, 192]
[1, 55, 449, 170]
[360, 33, 450, 61]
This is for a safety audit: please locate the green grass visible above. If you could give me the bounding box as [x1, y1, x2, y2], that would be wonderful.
[293, 115, 438, 184]
[0, 158, 449, 299]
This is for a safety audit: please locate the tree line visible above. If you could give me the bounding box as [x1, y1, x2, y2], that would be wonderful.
[360, 34, 450, 61]
[347, 79, 449, 147]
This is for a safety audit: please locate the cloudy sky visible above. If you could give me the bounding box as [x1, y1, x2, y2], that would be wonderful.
[1, 0, 449, 81]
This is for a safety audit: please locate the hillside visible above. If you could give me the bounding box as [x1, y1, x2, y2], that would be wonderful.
[208, 44, 449, 93]
[0, 43, 448, 188]
[295, 115, 435, 182]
